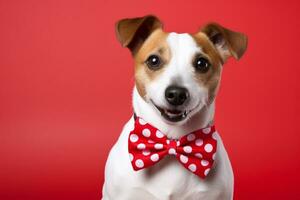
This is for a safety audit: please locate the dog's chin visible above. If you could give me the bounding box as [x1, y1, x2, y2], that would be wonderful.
[150, 100, 201, 124]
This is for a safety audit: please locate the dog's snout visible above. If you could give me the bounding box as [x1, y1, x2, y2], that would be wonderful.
[165, 86, 189, 106]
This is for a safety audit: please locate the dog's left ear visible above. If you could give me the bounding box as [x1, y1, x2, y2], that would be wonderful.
[201, 23, 248, 62]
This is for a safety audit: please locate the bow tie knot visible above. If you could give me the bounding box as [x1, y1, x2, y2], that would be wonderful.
[128, 117, 217, 179]
[167, 140, 178, 155]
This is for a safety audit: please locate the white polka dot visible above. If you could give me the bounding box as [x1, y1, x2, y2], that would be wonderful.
[137, 143, 146, 150]
[168, 148, 176, 155]
[212, 153, 216, 160]
[142, 149, 150, 156]
[148, 139, 155, 143]
[203, 127, 211, 134]
[166, 139, 170, 144]
[204, 143, 213, 153]
[180, 155, 189, 164]
[187, 134, 196, 141]
[150, 153, 159, 162]
[130, 134, 139, 142]
[176, 141, 180, 146]
[195, 153, 203, 158]
[188, 164, 197, 172]
[135, 159, 144, 168]
[195, 139, 203, 146]
[154, 143, 163, 150]
[139, 118, 147, 125]
[142, 129, 151, 137]
[183, 146, 192, 153]
[129, 153, 134, 161]
[156, 130, 164, 138]
[212, 132, 218, 140]
[204, 168, 211, 176]
[201, 159, 209, 166]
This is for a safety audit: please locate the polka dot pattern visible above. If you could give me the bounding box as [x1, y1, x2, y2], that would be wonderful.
[156, 130, 164, 138]
[195, 153, 203, 158]
[154, 143, 163, 150]
[150, 153, 159, 162]
[180, 155, 189, 163]
[187, 134, 196, 141]
[135, 159, 144, 168]
[212, 132, 218, 140]
[204, 143, 213, 153]
[137, 143, 146, 150]
[168, 148, 176, 155]
[139, 118, 147, 125]
[142, 129, 151, 137]
[128, 117, 217, 179]
[195, 139, 203, 146]
[201, 160, 209, 166]
[188, 164, 197, 172]
[204, 168, 211, 176]
[183, 146, 192, 153]
[202, 127, 211, 134]
[142, 149, 150, 156]
[130, 134, 139, 143]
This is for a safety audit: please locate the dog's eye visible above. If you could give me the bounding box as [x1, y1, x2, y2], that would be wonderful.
[194, 57, 210, 73]
[146, 55, 161, 70]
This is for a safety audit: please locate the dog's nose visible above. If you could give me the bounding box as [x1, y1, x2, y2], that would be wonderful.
[165, 86, 189, 106]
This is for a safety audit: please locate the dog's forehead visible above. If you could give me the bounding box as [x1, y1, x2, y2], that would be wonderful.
[166, 32, 202, 58]
[167, 33, 200, 49]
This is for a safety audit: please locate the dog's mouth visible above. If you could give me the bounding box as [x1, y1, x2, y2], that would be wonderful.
[151, 100, 195, 122]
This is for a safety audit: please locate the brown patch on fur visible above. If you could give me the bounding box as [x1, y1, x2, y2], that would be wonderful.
[191, 32, 223, 104]
[201, 23, 248, 61]
[115, 15, 163, 54]
[134, 29, 170, 99]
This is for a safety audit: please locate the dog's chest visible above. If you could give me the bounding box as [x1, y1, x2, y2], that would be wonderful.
[133, 157, 217, 199]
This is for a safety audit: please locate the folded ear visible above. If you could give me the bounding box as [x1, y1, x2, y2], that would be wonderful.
[115, 15, 163, 54]
[201, 23, 248, 62]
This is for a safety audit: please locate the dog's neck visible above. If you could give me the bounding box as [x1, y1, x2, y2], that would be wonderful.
[132, 86, 215, 139]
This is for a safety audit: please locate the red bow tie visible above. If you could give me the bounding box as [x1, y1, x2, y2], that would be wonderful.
[128, 117, 217, 179]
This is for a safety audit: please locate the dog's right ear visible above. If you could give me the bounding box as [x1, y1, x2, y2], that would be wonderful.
[115, 15, 163, 54]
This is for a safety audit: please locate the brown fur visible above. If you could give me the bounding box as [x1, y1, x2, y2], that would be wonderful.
[115, 15, 163, 54]
[134, 29, 170, 99]
[191, 32, 223, 105]
[201, 22, 248, 61]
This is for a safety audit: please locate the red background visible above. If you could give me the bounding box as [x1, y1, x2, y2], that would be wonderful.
[1, 0, 300, 199]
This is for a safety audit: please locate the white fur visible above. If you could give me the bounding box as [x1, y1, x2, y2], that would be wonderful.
[102, 33, 234, 200]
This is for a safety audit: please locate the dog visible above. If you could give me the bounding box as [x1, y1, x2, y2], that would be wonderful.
[102, 15, 247, 200]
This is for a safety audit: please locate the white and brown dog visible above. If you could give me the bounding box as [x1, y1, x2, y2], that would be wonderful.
[102, 15, 247, 200]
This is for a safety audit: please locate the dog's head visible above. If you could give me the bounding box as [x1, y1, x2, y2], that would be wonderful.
[116, 15, 247, 124]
